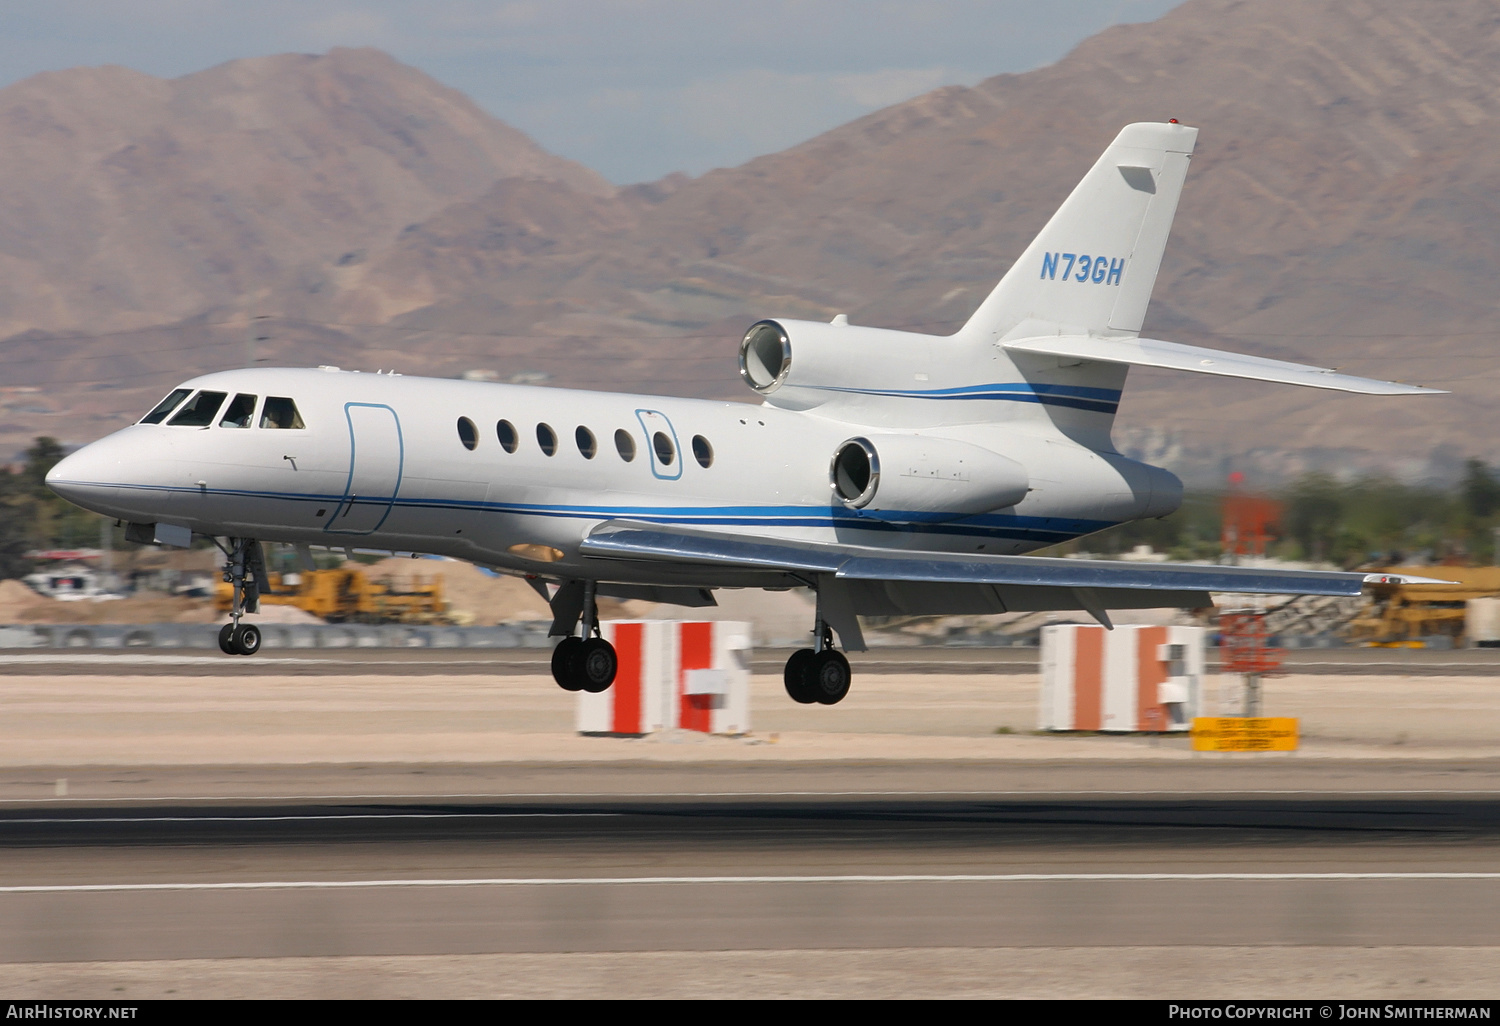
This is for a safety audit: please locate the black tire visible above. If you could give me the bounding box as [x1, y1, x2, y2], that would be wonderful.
[551, 637, 585, 691]
[233, 623, 262, 656]
[783, 648, 818, 704]
[578, 638, 618, 693]
[809, 649, 851, 705]
[218, 623, 237, 655]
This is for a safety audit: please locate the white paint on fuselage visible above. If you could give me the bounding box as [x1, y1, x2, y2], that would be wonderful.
[47, 366, 1178, 588]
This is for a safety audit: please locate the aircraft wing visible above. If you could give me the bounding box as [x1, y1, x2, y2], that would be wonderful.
[1002, 335, 1445, 396]
[580, 520, 1444, 597]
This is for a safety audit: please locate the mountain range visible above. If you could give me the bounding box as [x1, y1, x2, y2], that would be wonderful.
[4, 0, 1499, 487]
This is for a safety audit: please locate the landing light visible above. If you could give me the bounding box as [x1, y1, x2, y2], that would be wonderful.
[508, 543, 564, 563]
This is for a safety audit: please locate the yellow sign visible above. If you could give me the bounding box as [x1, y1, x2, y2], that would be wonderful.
[1191, 717, 1299, 752]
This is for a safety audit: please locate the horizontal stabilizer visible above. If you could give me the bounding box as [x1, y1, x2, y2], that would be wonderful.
[581, 521, 1448, 598]
[1003, 335, 1445, 396]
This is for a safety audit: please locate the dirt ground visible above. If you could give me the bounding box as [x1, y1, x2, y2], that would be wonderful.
[0, 669, 1496, 768]
[2, 559, 673, 627]
[0, 580, 213, 625]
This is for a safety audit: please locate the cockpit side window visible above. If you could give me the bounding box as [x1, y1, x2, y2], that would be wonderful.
[167, 390, 229, 427]
[219, 393, 258, 428]
[260, 396, 305, 429]
[140, 388, 192, 425]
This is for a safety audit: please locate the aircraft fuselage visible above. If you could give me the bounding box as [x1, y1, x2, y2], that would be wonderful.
[46, 364, 1178, 589]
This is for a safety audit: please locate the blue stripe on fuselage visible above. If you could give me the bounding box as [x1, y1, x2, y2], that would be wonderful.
[63, 480, 1115, 545]
[818, 382, 1121, 413]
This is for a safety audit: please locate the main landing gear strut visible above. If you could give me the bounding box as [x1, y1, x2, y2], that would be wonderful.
[783, 591, 852, 706]
[550, 580, 618, 693]
[215, 537, 264, 656]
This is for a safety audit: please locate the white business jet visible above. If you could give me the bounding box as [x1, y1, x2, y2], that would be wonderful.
[46, 122, 1442, 703]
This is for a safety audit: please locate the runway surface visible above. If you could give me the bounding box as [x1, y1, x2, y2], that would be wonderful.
[3, 651, 1498, 995]
[4, 764, 1498, 963]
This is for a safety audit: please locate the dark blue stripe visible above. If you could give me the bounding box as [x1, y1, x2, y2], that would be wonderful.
[828, 381, 1122, 399]
[911, 382, 1122, 400]
[820, 382, 1120, 412]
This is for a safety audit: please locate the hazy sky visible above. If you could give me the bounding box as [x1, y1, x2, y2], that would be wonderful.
[0, 1, 1184, 184]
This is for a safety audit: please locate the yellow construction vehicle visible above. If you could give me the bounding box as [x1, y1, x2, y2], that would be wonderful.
[1345, 566, 1500, 647]
[214, 568, 448, 624]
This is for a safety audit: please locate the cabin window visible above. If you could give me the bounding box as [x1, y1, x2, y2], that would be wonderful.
[457, 417, 478, 451]
[219, 393, 258, 429]
[140, 388, 191, 425]
[575, 426, 597, 459]
[497, 420, 518, 453]
[260, 396, 305, 429]
[614, 429, 636, 462]
[652, 431, 675, 467]
[537, 423, 557, 456]
[692, 435, 714, 469]
[168, 390, 229, 427]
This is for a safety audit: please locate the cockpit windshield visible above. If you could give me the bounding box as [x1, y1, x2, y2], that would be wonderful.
[140, 388, 192, 425]
[219, 393, 258, 428]
[259, 397, 305, 429]
[167, 390, 229, 427]
[141, 388, 301, 428]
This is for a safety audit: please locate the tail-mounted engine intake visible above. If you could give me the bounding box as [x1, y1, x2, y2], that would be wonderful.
[829, 434, 1030, 520]
[739, 320, 793, 393]
[738, 317, 947, 410]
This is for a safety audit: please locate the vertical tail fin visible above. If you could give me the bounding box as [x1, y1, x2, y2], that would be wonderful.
[960, 122, 1197, 342]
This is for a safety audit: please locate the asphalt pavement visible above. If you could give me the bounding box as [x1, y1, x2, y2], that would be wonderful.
[3, 764, 1498, 962]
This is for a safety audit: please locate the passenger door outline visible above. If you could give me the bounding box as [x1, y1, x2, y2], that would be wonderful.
[325, 403, 404, 535]
[635, 409, 683, 481]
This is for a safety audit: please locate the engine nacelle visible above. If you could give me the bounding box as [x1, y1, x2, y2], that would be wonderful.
[829, 434, 1030, 520]
[739, 318, 944, 410]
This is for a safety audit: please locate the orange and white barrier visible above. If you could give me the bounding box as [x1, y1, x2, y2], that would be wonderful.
[1038, 624, 1204, 732]
[574, 621, 672, 736]
[576, 620, 752, 736]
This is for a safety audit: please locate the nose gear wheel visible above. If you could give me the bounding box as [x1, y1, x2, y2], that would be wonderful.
[213, 537, 265, 656]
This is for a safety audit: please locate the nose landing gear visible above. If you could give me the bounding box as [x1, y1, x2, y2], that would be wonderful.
[550, 580, 617, 693]
[215, 537, 265, 656]
[217, 621, 262, 656]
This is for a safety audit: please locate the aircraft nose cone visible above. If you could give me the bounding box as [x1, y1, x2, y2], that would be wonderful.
[45, 441, 120, 514]
[44, 449, 84, 501]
